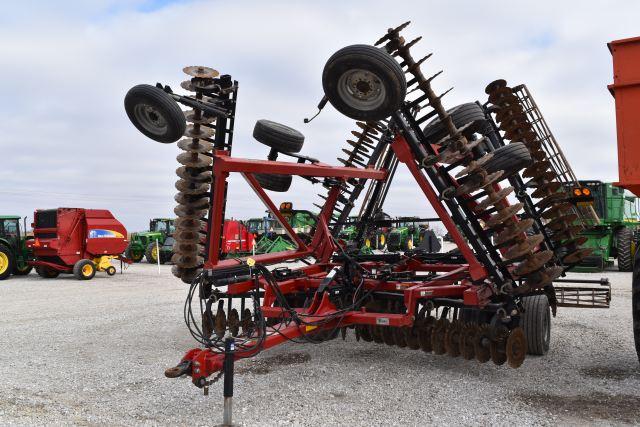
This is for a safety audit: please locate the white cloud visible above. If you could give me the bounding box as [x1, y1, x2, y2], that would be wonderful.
[1, 0, 638, 230]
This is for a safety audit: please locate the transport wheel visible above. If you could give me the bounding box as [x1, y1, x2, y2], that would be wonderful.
[36, 266, 59, 278]
[0, 243, 15, 280]
[422, 102, 489, 143]
[124, 84, 186, 143]
[106, 266, 117, 276]
[633, 248, 640, 362]
[145, 242, 159, 264]
[521, 295, 551, 355]
[125, 245, 143, 263]
[617, 227, 634, 272]
[73, 259, 96, 280]
[254, 173, 293, 192]
[253, 119, 305, 153]
[483, 142, 533, 178]
[13, 263, 33, 276]
[322, 44, 406, 121]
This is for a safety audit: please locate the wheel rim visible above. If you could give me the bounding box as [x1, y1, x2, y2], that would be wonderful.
[133, 103, 167, 136]
[380, 235, 385, 246]
[82, 264, 93, 277]
[0, 253, 8, 274]
[152, 246, 158, 260]
[337, 69, 386, 111]
[365, 238, 371, 248]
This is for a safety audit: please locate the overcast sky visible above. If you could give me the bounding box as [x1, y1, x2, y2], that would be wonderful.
[1, 0, 638, 231]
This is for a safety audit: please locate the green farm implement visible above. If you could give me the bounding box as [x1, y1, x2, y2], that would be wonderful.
[574, 181, 639, 271]
[125, 218, 175, 263]
[0, 216, 33, 280]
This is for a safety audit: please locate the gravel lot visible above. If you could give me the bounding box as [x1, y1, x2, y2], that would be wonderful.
[1, 261, 639, 426]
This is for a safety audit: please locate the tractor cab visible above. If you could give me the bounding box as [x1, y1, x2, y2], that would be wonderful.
[150, 218, 175, 235]
[0, 215, 33, 280]
[278, 202, 317, 237]
[125, 217, 176, 263]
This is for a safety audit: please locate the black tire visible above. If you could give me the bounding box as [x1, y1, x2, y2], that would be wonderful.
[617, 227, 634, 272]
[0, 243, 15, 280]
[521, 295, 551, 355]
[483, 142, 533, 178]
[254, 173, 292, 192]
[422, 103, 490, 144]
[13, 264, 33, 276]
[35, 266, 59, 278]
[73, 259, 96, 280]
[106, 266, 117, 276]
[632, 248, 640, 362]
[322, 44, 406, 121]
[124, 84, 186, 143]
[253, 120, 305, 153]
[145, 242, 159, 264]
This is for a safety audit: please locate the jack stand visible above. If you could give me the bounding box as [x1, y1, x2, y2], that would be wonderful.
[220, 336, 236, 427]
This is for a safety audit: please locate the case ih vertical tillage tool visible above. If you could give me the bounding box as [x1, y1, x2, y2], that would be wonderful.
[125, 22, 611, 422]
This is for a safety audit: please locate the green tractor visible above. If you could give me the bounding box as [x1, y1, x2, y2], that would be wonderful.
[387, 217, 434, 252]
[0, 216, 33, 280]
[575, 181, 639, 272]
[125, 218, 175, 264]
[278, 202, 317, 242]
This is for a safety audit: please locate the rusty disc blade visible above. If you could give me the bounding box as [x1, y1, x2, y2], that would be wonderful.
[418, 316, 435, 352]
[495, 106, 525, 123]
[177, 152, 212, 168]
[177, 138, 214, 153]
[173, 243, 201, 256]
[355, 121, 381, 135]
[185, 124, 214, 139]
[175, 179, 210, 195]
[460, 323, 478, 360]
[523, 161, 551, 178]
[504, 234, 544, 261]
[393, 327, 408, 348]
[241, 308, 254, 336]
[530, 150, 547, 161]
[495, 219, 534, 247]
[174, 205, 208, 219]
[228, 309, 240, 337]
[490, 339, 507, 366]
[174, 194, 209, 210]
[382, 326, 396, 346]
[514, 250, 554, 276]
[172, 253, 204, 269]
[535, 191, 568, 209]
[474, 325, 491, 363]
[506, 327, 527, 368]
[486, 203, 524, 228]
[474, 186, 514, 213]
[499, 116, 528, 133]
[557, 235, 588, 248]
[485, 79, 508, 94]
[523, 266, 564, 289]
[183, 65, 219, 79]
[184, 110, 216, 125]
[213, 300, 226, 337]
[546, 213, 579, 231]
[540, 202, 574, 220]
[550, 224, 584, 242]
[175, 217, 206, 230]
[180, 80, 217, 92]
[488, 86, 516, 104]
[531, 182, 562, 199]
[456, 154, 495, 178]
[563, 247, 594, 264]
[431, 318, 449, 355]
[176, 166, 212, 183]
[444, 320, 462, 357]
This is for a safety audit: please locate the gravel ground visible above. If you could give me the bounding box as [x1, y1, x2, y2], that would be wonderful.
[1, 261, 639, 426]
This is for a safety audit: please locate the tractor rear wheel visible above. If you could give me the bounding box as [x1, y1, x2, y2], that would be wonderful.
[322, 44, 406, 121]
[617, 227, 634, 272]
[73, 259, 96, 280]
[521, 295, 551, 355]
[36, 266, 59, 279]
[145, 242, 159, 264]
[124, 84, 186, 144]
[483, 142, 533, 178]
[633, 249, 640, 363]
[125, 245, 143, 263]
[0, 243, 15, 280]
[254, 173, 292, 192]
[253, 120, 305, 153]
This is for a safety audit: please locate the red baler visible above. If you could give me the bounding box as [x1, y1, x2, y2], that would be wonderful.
[221, 220, 255, 254]
[27, 208, 129, 280]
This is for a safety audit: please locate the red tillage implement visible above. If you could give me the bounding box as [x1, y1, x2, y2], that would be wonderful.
[125, 23, 609, 422]
[27, 208, 128, 280]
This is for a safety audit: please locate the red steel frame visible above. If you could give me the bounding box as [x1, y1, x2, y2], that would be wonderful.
[177, 135, 498, 386]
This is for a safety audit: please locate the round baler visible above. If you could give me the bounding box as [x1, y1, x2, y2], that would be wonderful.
[27, 208, 129, 280]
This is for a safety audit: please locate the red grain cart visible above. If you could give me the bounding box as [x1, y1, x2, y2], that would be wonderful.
[27, 208, 129, 280]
